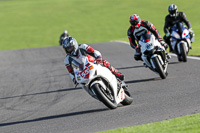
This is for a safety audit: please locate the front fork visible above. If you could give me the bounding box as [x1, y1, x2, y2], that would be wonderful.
[150, 55, 165, 68]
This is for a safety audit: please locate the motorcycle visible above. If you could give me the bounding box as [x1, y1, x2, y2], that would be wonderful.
[138, 32, 168, 79]
[170, 22, 194, 62]
[71, 55, 133, 109]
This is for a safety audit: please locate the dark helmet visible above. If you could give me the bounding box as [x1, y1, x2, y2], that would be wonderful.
[168, 4, 178, 17]
[62, 37, 79, 56]
[129, 14, 141, 28]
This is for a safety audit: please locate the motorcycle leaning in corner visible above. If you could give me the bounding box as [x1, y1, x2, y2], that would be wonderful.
[138, 32, 169, 79]
[71, 55, 133, 109]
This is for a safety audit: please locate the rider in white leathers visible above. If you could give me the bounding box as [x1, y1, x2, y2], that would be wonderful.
[63, 37, 124, 85]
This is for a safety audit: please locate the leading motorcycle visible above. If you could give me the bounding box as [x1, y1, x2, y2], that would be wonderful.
[138, 32, 168, 79]
[71, 55, 133, 109]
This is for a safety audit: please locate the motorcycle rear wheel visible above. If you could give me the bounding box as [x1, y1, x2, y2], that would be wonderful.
[121, 89, 133, 105]
[152, 57, 167, 79]
[91, 83, 117, 109]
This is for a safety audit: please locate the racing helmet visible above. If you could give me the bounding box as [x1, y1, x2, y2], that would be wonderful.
[63, 30, 68, 34]
[168, 4, 178, 17]
[63, 37, 79, 56]
[129, 14, 141, 28]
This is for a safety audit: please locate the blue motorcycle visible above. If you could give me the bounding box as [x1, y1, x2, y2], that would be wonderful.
[170, 23, 194, 62]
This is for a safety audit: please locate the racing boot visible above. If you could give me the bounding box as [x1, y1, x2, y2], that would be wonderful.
[188, 43, 193, 49]
[161, 41, 171, 60]
[163, 43, 169, 50]
[112, 68, 125, 81]
[166, 52, 171, 60]
[103, 60, 125, 81]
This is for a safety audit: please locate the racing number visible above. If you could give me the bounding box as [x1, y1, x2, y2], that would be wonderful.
[80, 68, 90, 78]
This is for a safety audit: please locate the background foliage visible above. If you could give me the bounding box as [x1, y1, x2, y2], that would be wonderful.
[0, 0, 199, 55]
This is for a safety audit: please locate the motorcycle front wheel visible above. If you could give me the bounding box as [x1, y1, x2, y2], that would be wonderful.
[180, 43, 187, 62]
[152, 56, 167, 79]
[91, 83, 117, 109]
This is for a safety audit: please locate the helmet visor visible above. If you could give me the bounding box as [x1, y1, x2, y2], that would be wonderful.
[169, 9, 177, 17]
[66, 46, 74, 53]
[169, 9, 176, 14]
[130, 19, 140, 25]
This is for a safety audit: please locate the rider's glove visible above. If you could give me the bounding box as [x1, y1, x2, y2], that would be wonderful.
[72, 78, 77, 85]
[189, 28, 193, 33]
[96, 56, 103, 64]
[73, 78, 79, 88]
[189, 28, 195, 37]
[135, 46, 140, 53]
[165, 33, 170, 37]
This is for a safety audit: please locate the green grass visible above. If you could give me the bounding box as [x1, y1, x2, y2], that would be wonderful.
[0, 0, 199, 55]
[99, 114, 200, 133]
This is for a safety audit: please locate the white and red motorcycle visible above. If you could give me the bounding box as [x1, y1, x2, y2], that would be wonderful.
[71, 55, 133, 109]
[139, 32, 168, 79]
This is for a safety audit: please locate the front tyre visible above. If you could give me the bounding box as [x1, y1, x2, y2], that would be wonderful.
[152, 56, 167, 79]
[91, 83, 117, 109]
[180, 43, 187, 62]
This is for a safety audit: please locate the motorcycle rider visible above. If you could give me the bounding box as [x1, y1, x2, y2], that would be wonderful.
[59, 30, 69, 46]
[127, 14, 170, 61]
[63, 37, 125, 85]
[163, 4, 193, 51]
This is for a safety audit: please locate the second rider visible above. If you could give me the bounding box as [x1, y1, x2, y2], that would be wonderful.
[127, 14, 170, 61]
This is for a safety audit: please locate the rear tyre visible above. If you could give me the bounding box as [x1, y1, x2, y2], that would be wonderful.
[121, 89, 133, 105]
[152, 57, 167, 79]
[91, 83, 117, 109]
[180, 43, 187, 62]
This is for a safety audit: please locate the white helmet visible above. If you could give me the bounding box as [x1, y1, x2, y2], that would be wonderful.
[63, 30, 68, 34]
[63, 37, 79, 56]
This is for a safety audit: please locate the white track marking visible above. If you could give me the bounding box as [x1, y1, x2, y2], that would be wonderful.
[111, 40, 200, 61]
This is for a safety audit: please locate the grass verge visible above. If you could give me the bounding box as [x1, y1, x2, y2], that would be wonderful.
[99, 113, 200, 133]
[0, 0, 199, 55]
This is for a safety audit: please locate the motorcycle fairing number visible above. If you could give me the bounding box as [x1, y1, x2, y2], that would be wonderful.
[79, 67, 90, 79]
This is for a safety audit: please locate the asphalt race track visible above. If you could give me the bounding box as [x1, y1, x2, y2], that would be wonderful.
[0, 42, 200, 133]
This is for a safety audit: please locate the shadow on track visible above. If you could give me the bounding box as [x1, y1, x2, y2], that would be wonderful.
[168, 61, 180, 65]
[0, 108, 108, 127]
[116, 65, 144, 70]
[125, 77, 161, 84]
[0, 87, 82, 100]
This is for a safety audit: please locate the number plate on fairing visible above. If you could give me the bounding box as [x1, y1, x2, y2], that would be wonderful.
[78, 67, 90, 79]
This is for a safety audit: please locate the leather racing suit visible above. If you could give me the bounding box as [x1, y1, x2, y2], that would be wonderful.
[127, 20, 167, 61]
[164, 12, 191, 35]
[64, 44, 124, 84]
[163, 12, 193, 50]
